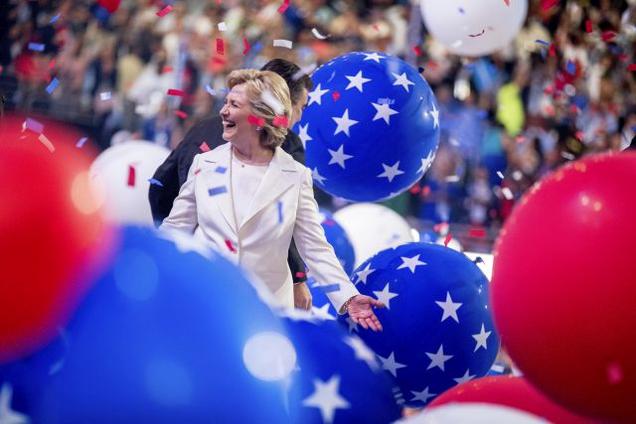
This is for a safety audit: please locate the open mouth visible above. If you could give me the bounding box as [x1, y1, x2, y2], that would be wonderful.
[468, 28, 486, 38]
[223, 120, 236, 128]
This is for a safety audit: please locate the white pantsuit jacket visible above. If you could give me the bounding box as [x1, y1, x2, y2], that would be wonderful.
[160, 143, 359, 311]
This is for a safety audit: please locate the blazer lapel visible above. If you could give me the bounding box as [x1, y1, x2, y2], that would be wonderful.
[239, 147, 298, 230]
[200, 144, 237, 233]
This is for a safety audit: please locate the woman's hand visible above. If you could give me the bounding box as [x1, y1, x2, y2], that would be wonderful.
[293, 282, 312, 311]
[346, 295, 385, 331]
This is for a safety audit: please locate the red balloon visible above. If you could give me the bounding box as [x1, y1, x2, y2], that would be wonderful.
[98, 0, 121, 13]
[428, 376, 597, 423]
[491, 152, 636, 422]
[0, 115, 114, 363]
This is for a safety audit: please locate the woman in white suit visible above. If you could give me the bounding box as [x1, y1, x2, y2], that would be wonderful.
[161, 69, 384, 331]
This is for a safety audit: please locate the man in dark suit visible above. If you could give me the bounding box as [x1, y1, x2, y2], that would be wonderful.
[149, 59, 314, 309]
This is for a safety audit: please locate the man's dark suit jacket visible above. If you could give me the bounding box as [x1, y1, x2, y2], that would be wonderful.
[149, 116, 307, 283]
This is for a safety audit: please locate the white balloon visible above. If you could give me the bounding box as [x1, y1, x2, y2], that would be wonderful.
[90, 141, 170, 226]
[398, 402, 546, 424]
[333, 203, 414, 268]
[420, 0, 528, 57]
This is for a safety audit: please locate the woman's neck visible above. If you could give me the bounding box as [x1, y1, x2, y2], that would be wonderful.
[231, 138, 274, 165]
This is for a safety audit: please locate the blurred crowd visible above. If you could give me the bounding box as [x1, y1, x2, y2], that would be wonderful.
[1, 0, 635, 238]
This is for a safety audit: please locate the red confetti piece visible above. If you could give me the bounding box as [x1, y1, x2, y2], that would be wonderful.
[194, 168, 202, 176]
[127, 165, 136, 187]
[167, 88, 185, 97]
[443, 234, 453, 247]
[409, 184, 421, 195]
[548, 43, 556, 57]
[601, 31, 616, 42]
[617, 53, 628, 62]
[224, 239, 237, 253]
[199, 141, 210, 152]
[426, 60, 439, 70]
[503, 0, 510, 5]
[412, 45, 423, 56]
[421, 185, 431, 197]
[585, 20, 593, 33]
[277, 0, 290, 14]
[242, 37, 251, 55]
[247, 115, 265, 127]
[628, 63, 636, 72]
[156, 5, 173, 17]
[332, 91, 340, 101]
[295, 271, 306, 279]
[38, 133, 55, 153]
[433, 222, 449, 233]
[175, 110, 188, 119]
[216, 38, 225, 55]
[468, 227, 487, 238]
[162, 66, 173, 73]
[212, 56, 226, 65]
[607, 362, 623, 384]
[48, 59, 56, 70]
[272, 115, 288, 128]
[540, 0, 559, 13]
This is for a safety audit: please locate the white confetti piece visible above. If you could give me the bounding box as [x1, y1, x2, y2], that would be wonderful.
[273, 39, 293, 49]
[496, 171, 504, 179]
[502, 187, 514, 200]
[311, 27, 329, 40]
[218, 22, 227, 31]
[261, 89, 284, 115]
[100, 91, 112, 101]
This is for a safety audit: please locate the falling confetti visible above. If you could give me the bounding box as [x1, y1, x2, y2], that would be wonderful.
[148, 178, 164, 187]
[242, 37, 251, 55]
[601, 31, 616, 42]
[208, 186, 228, 196]
[496, 171, 504, 179]
[76, 137, 88, 148]
[585, 20, 593, 33]
[167, 88, 185, 97]
[272, 115, 288, 128]
[443, 234, 452, 247]
[24, 118, 44, 134]
[127, 165, 136, 187]
[38, 133, 55, 153]
[216, 38, 225, 55]
[277, 201, 283, 223]
[311, 28, 329, 40]
[295, 271, 306, 280]
[224, 239, 237, 253]
[175, 110, 188, 119]
[28, 42, 45, 52]
[100, 92, 112, 101]
[247, 115, 265, 127]
[332, 91, 340, 101]
[199, 141, 211, 152]
[273, 39, 293, 49]
[215, 166, 227, 174]
[217, 22, 227, 31]
[156, 5, 173, 17]
[50, 13, 61, 24]
[277, 0, 290, 14]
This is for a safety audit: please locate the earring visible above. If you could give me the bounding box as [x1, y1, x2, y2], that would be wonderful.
[256, 127, 262, 131]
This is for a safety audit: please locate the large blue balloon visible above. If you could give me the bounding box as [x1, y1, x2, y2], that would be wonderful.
[281, 313, 401, 423]
[295, 52, 440, 202]
[319, 209, 355, 276]
[0, 226, 293, 422]
[342, 243, 499, 408]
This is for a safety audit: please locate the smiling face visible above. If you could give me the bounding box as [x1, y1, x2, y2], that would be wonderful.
[219, 84, 258, 144]
[421, 0, 528, 57]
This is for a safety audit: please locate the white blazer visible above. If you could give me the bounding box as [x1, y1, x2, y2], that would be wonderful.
[160, 143, 359, 311]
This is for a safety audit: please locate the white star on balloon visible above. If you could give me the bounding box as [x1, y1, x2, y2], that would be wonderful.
[311, 303, 337, 321]
[371, 102, 399, 125]
[372, 282, 399, 309]
[0, 384, 29, 424]
[362, 52, 384, 63]
[410, 386, 436, 403]
[472, 323, 492, 352]
[377, 351, 407, 377]
[425, 344, 453, 371]
[298, 123, 313, 148]
[430, 103, 440, 128]
[377, 161, 405, 182]
[312, 167, 327, 185]
[328, 144, 354, 169]
[417, 150, 436, 174]
[158, 229, 214, 260]
[344, 336, 379, 370]
[332, 109, 359, 137]
[392, 72, 415, 92]
[397, 254, 427, 273]
[307, 83, 329, 106]
[302, 375, 350, 424]
[345, 70, 371, 92]
[435, 291, 463, 323]
[354, 263, 375, 284]
[454, 369, 476, 385]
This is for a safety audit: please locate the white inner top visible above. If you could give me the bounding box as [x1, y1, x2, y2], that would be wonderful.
[231, 154, 269, 226]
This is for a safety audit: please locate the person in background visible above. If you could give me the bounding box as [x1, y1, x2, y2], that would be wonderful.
[150, 59, 313, 310]
[160, 69, 385, 329]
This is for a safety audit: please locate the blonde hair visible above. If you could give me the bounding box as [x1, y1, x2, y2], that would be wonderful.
[226, 69, 292, 149]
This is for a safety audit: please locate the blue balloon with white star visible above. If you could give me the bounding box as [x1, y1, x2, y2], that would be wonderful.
[342, 242, 499, 408]
[281, 313, 401, 423]
[319, 209, 356, 276]
[0, 226, 293, 422]
[295, 52, 440, 202]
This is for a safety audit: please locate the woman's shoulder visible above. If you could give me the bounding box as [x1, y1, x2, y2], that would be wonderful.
[275, 147, 309, 174]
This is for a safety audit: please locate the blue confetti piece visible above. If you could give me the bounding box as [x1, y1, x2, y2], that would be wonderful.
[45, 77, 59, 94]
[313, 283, 341, 294]
[205, 84, 215, 96]
[252, 41, 263, 53]
[215, 166, 227, 174]
[535, 39, 550, 47]
[148, 178, 164, 187]
[277, 201, 283, 223]
[458, 7, 465, 14]
[50, 13, 61, 24]
[28, 42, 45, 52]
[208, 186, 228, 196]
[25, 118, 44, 134]
[76, 137, 88, 148]
[565, 60, 576, 75]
